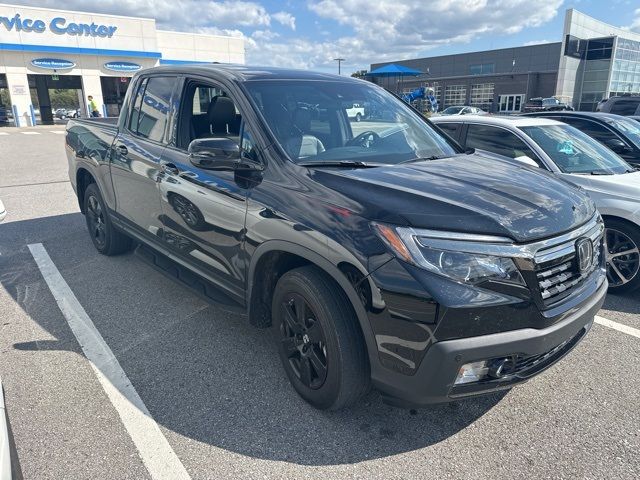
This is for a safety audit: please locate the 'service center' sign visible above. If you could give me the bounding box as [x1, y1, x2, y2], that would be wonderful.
[0, 13, 117, 38]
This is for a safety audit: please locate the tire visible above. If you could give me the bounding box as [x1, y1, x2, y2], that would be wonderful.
[84, 183, 131, 255]
[604, 218, 640, 293]
[355, 112, 362, 122]
[272, 266, 370, 410]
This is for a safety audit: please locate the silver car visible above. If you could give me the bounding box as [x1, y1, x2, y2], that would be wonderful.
[431, 114, 640, 292]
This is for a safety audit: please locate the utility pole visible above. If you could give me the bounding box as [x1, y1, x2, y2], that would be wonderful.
[333, 58, 345, 75]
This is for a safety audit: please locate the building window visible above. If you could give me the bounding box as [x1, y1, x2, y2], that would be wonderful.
[469, 63, 495, 75]
[498, 94, 525, 113]
[610, 37, 640, 95]
[470, 83, 494, 110]
[444, 85, 466, 107]
[585, 37, 613, 61]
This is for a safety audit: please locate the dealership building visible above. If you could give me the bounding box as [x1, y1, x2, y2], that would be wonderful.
[0, 3, 245, 126]
[370, 9, 640, 113]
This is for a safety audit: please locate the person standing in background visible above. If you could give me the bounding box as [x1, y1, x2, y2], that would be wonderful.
[88, 96, 100, 117]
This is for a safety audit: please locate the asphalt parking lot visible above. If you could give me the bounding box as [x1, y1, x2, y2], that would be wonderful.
[0, 126, 639, 480]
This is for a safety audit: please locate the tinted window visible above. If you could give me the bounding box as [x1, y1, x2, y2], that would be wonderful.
[610, 99, 640, 116]
[131, 76, 175, 143]
[129, 78, 147, 133]
[436, 122, 461, 141]
[555, 117, 616, 144]
[465, 124, 540, 164]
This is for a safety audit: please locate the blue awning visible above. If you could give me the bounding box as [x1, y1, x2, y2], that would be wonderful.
[368, 64, 423, 77]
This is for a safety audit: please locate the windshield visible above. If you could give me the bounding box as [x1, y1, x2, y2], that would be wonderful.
[519, 124, 633, 174]
[244, 80, 457, 165]
[603, 117, 640, 149]
[442, 106, 464, 115]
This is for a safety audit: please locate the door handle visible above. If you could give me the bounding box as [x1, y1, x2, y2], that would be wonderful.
[162, 163, 180, 175]
[115, 144, 128, 156]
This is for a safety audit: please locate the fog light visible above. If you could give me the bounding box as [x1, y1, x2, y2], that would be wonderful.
[455, 361, 489, 385]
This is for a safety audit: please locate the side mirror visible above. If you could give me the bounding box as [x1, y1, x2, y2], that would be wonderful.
[188, 137, 240, 170]
[605, 138, 631, 154]
[513, 155, 539, 168]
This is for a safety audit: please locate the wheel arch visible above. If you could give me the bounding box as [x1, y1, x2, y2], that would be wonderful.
[76, 167, 97, 214]
[247, 240, 379, 368]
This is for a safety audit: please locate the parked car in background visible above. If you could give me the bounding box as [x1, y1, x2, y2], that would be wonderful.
[54, 108, 68, 119]
[522, 111, 640, 166]
[523, 97, 573, 113]
[439, 106, 485, 116]
[432, 114, 640, 292]
[345, 103, 365, 122]
[66, 64, 606, 410]
[596, 96, 640, 116]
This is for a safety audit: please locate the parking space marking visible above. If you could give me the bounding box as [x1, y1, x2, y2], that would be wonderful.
[20, 132, 40, 135]
[595, 315, 640, 339]
[0, 132, 8, 135]
[50, 131, 66, 134]
[28, 243, 191, 480]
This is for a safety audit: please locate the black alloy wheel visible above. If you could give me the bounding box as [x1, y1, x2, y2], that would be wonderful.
[83, 183, 131, 256]
[605, 225, 640, 292]
[272, 266, 370, 410]
[86, 192, 107, 250]
[279, 292, 328, 390]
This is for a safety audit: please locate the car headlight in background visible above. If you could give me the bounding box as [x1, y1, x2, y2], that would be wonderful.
[372, 223, 526, 286]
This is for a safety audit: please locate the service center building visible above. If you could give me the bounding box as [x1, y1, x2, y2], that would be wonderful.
[0, 3, 245, 126]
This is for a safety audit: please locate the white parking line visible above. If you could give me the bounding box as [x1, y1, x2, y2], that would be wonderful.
[594, 315, 640, 339]
[50, 131, 66, 134]
[20, 132, 40, 135]
[0, 132, 8, 136]
[28, 243, 191, 480]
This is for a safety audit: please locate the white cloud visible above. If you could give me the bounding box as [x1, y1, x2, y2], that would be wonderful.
[523, 39, 553, 46]
[16, 0, 565, 71]
[17, 1, 272, 29]
[272, 11, 296, 30]
[626, 8, 640, 31]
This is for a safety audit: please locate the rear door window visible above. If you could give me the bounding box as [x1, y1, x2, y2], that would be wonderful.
[129, 76, 176, 144]
[465, 124, 541, 164]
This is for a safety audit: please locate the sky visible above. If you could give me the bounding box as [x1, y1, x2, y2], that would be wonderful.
[17, 0, 640, 74]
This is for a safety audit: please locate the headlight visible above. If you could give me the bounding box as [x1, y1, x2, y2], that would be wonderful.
[372, 223, 526, 286]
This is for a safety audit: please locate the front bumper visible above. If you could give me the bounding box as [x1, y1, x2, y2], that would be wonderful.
[373, 278, 607, 408]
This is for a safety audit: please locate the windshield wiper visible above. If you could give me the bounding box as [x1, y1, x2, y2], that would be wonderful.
[298, 160, 380, 168]
[398, 154, 459, 165]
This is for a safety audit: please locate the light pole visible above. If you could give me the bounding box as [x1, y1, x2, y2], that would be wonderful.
[334, 58, 345, 75]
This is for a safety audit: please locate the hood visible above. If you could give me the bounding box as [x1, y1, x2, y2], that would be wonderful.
[311, 154, 595, 243]
[562, 171, 640, 202]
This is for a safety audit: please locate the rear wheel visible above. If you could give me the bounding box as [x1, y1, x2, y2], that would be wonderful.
[272, 266, 369, 410]
[84, 183, 131, 255]
[604, 219, 640, 293]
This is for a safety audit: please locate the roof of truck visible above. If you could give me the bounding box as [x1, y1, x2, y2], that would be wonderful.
[138, 64, 358, 83]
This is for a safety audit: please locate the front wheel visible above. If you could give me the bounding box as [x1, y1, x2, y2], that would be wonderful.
[604, 219, 640, 293]
[84, 183, 131, 255]
[272, 266, 370, 410]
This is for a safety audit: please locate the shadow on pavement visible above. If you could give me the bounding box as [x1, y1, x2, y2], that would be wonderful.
[2, 213, 506, 466]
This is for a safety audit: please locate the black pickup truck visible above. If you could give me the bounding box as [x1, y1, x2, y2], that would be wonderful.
[66, 65, 607, 410]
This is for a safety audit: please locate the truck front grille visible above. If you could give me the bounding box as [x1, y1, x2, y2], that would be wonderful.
[534, 221, 604, 307]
